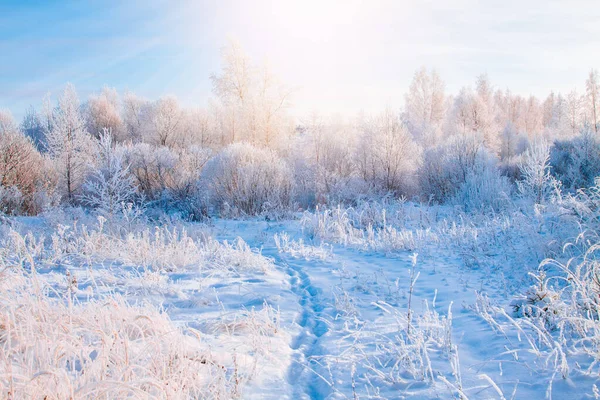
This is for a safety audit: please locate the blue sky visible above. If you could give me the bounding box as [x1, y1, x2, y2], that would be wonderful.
[1, 0, 600, 121]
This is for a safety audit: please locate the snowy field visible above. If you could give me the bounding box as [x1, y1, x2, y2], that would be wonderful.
[4, 1, 600, 399]
[2, 194, 600, 400]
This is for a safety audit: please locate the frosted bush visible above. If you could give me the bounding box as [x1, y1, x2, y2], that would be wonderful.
[517, 140, 561, 204]
[80, 130, 138, 220]
[0, 270, 240, 399]
[549, 125, 600, 191]
[452, 149, 512, 213]
[274, 232, 333, 260]
[419, 133, 487, 203]
[202, 142, 293, 216]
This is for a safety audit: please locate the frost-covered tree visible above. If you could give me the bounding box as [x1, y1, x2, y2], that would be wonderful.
[523, 95, 543, 140]
[46, 84, 95, 204]
[357, 109, 419, 195]
[518, 140, 560, 203]
[298, 115, 358, 203]
[404, 67, 446, 146]
[123, 143, 179, 200]
[87, 87, 123, 140]
[474, 74, 500, 153]
[20, 106, 47, 152]
[566, 90, 584, 136]
[80, 129, 137, 219]
[148, 96, 183, 147]
[586, 69, 599, 134]
[0, 127, 45, 214]
[211, 40, 292, 148]
[0, 109, 17, 135]
[180, 108, 214, 149]
[122, 91, 149, 143]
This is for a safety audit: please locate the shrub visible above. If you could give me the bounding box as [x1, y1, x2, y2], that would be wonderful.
[202, 142, 293, 216]
[550, 126, 600, 191]
[0, 130, 48, 214]
[517, 140, 561, 204]
[452, 149, 512, 212]
[419, 133, 487, 203]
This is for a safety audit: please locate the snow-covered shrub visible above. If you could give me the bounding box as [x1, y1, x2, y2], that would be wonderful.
[550, 126, 600, 191]
[123, 142, 178, 201]
[163, 145, 212, 220]
[452, 149, 512, 212]
[559, 177, 600, 232]
[80, 130, 138, 220]
[274, 232, 333, 260]
[420, 133, 488, 203]
[0, 128, 47, 214]
[202, 142, 293, 216]
[291, 118, 362, 206]
[356, 109, 420, 197]
[517, 140, 561, 203]
[0, 185, 24, 215]
[510, 271, 565, 330]
[0, 270, 236, 399]
[499, 122, 529, 161]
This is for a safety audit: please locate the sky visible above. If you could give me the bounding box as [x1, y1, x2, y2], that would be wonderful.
[1, 0, 600, 121]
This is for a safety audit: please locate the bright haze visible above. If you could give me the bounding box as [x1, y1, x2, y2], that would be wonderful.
[1, 0, 599, 118]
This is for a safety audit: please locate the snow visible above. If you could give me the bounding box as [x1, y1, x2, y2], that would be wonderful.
[1, 202, 599, 399]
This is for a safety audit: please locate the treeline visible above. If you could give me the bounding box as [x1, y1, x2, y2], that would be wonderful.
[1, 41, 599, 218]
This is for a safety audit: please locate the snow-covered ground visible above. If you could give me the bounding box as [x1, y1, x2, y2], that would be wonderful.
[1, 202, 599, 399]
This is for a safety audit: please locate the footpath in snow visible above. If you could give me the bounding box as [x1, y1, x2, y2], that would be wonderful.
[213, 219, 593, 399]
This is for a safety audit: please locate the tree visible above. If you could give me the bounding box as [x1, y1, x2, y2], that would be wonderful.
[586, 69, 599, 134]
[357, 109, 419, 195]
[148, 96, 183, 147]
[180, 108, 214, 149]
[0, 125, 46, 214]
[87, 87, 124, 140]
[566, 90, 583, 136]
[518, 140, 560, 204]
[80, 129, 137, 219]
[211, 40, 252, 145]
[46, 84, 94, 204]
[20, 106, 47, 152]
[474, 74, 500, 153]
[404, 67, 446, 146]
[298, 114, 357, 203]
[122, 91, 148, 143]
[522, 95, 543, 140]
[123, 142, 179, 200]
[0, 109, 17, 135]
[210, 40, 292, 148]
[451, 87, 476, 135]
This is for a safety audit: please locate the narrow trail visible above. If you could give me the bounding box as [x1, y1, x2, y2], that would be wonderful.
[262, 247, 331, 400]
[214, 221, 332, 399]
[212, 219, 548, 399]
